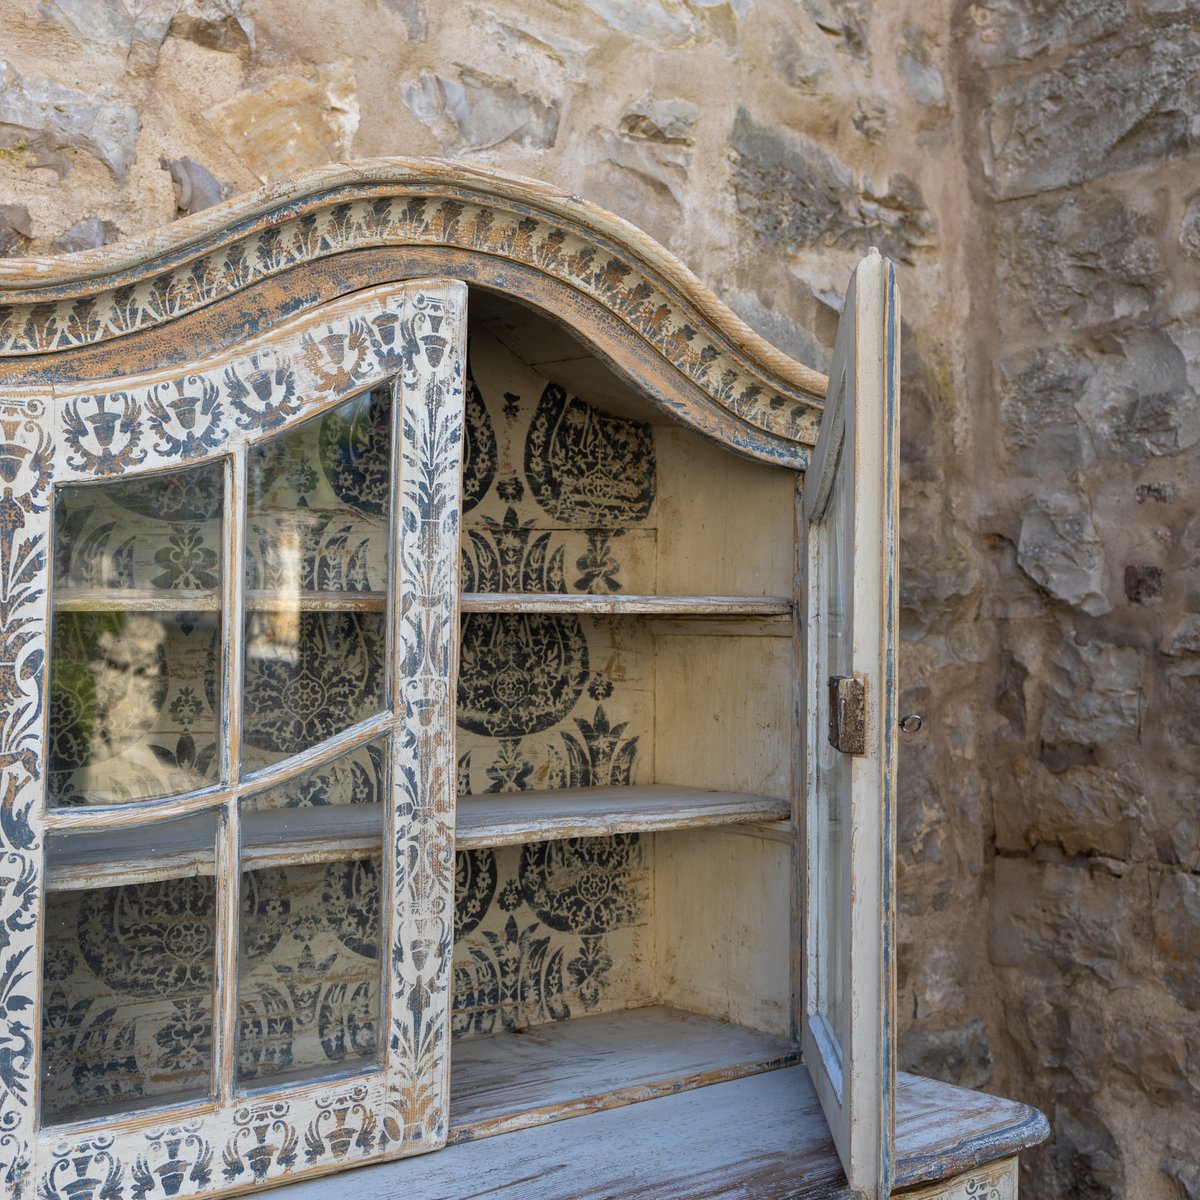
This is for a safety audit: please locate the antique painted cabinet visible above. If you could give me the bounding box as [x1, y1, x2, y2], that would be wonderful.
[0, 161, 1047, 1200]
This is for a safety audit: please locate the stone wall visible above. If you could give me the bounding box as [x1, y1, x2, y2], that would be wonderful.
[0, 0, 1194, 1195]
[962, 3, 1200, 1197]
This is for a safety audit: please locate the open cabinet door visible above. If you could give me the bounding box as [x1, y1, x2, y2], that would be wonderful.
[800, 249, 899, 1198]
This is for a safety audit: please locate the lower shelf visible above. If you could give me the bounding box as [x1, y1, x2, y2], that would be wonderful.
[449, 1004, 796, 1141]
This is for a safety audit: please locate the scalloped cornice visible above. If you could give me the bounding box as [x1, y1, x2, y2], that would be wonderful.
[0, 158, 826, 463]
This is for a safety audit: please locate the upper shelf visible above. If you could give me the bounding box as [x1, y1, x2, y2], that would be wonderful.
[46, 785, 789, 891]
[52, 588, 793, 619]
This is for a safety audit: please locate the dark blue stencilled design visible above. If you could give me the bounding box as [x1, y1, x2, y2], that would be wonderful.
[458, 508, 588, 739]
[303, 1085, 377, 1165]
[322, 860, 380, 960]
[222, 1102, 297, 1184]
[240, 612, 385, 770]
[319, 384, 392, 517]
[462, 368, 497, 514]
[524, 382, 656, 526]
[519, 836, 643, 936]
[454, 850, 497, 941]
[451, 837, 645, 1039]
[145, 376, 225, 460]
[130, 1124, 213, 1199]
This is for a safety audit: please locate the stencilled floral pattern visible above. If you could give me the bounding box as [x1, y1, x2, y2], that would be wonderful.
[451, 838, 648, 1038]
[525, 383, 656, 525]
[10, 281, 466, 1198]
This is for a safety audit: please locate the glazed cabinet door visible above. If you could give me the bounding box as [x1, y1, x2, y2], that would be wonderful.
[0, 280, 466, 1200]
[800, 250, 899, 1198]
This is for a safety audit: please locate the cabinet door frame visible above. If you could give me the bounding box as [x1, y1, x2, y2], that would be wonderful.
[0, 278, 465, 1200]
[799, 249, 899, 1198]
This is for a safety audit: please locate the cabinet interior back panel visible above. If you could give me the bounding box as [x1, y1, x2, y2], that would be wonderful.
[652, 633, 794, 800]
[653, 427, 796, 598]
[653, 828, 792, 1038]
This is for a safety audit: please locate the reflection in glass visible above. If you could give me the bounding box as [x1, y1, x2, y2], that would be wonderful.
[48, 610, 221, 807]
[54, 462, 224, 595]
[815, 461, 850, 1064]
[241, 385, 392, 774]
[49, 463, 224, 807]
[41, 814, 218, 1124]
[237, 740, 387, 1088]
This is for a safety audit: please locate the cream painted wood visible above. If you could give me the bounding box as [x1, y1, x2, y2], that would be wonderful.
[1, 279, 468, 1200]
[654, 425, 798, 596]
[448, 1005, 795, 1142]
[653, 631, 794, 799]
[801, 249, 901, 1197]
[900, 1157, 1018, 1200]
[653, 828, 793, 1037]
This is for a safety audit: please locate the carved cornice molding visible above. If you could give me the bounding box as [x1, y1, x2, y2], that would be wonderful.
[0, 160, 825, 459]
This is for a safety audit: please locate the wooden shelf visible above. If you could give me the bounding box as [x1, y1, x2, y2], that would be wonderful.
[273, 1061, 1049, 1200]
[46, 786, 788, 890]
[52, 588, 792, 618]
[456, 784, 789, 849]
[449, 1005, 797, 1142]
[460, 593, 793, 617]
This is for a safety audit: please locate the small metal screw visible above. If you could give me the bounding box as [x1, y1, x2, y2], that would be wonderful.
[899, 714, 924, 733]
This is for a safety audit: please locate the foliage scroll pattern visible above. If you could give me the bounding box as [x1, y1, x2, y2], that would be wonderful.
[0, 281, 466, 1199]
[0, 190, 820, 449]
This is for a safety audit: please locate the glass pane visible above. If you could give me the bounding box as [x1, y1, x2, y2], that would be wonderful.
[237, 739, 387, 1088]
[50, 463, 224, 807]
[41, 813, 218, 1124]
[814, 458, 851, 1063]
[242, 385, 392, 774]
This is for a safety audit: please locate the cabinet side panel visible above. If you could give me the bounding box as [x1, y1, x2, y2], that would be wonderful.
[0, 390, 52, 1199]
[652, 828, 791, 1037]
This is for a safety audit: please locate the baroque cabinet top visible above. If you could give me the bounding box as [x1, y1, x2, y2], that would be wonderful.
[0, 158, 826, 469]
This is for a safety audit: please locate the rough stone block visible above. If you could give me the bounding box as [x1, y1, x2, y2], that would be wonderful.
[207, 63, 359, 181]
[990, 857, 1135, 987]
[41, 0, 253, 63]
[966, 0, 1129, 65]
[1166, 666, 1200, 748]
[997, 347, 1089, 475]
[995, 192, 1165, 333]
[995, 761, 1145, 859]
[1123, 564, 1165, 605]
[769, 28, 830, 92]
[1001, 990, 1104, 1093]
[730, 108, 934, 263]
[579, 0, 748, 51]
[1110, 1018, 1199, 1106]
[1163, 1141, 1200, 1200]
[1041, 639, 1142, 748]
[900, 530, 978, 637]
[1016, 492, 1109, 615]
[401, 68, 559, 154]
[899, 1018, 993, 1089]
[1153, 872, 1200, 1009]
[52, 215, 118, 252]
[984, 23, 1200, 197]
[0, 203, 31, 256]
[896, 27, 946, 107]
[807, 0, 870, 62]
[0, 59, 140, 180]
[598, 96, 700, 207]
[1182, 192, 1200, 260]
[1048, 1104, 1126, 1200]
[1074, 329, 1199, 466]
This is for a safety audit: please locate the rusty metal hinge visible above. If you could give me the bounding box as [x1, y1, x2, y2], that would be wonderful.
[828, 674, 866, 756]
